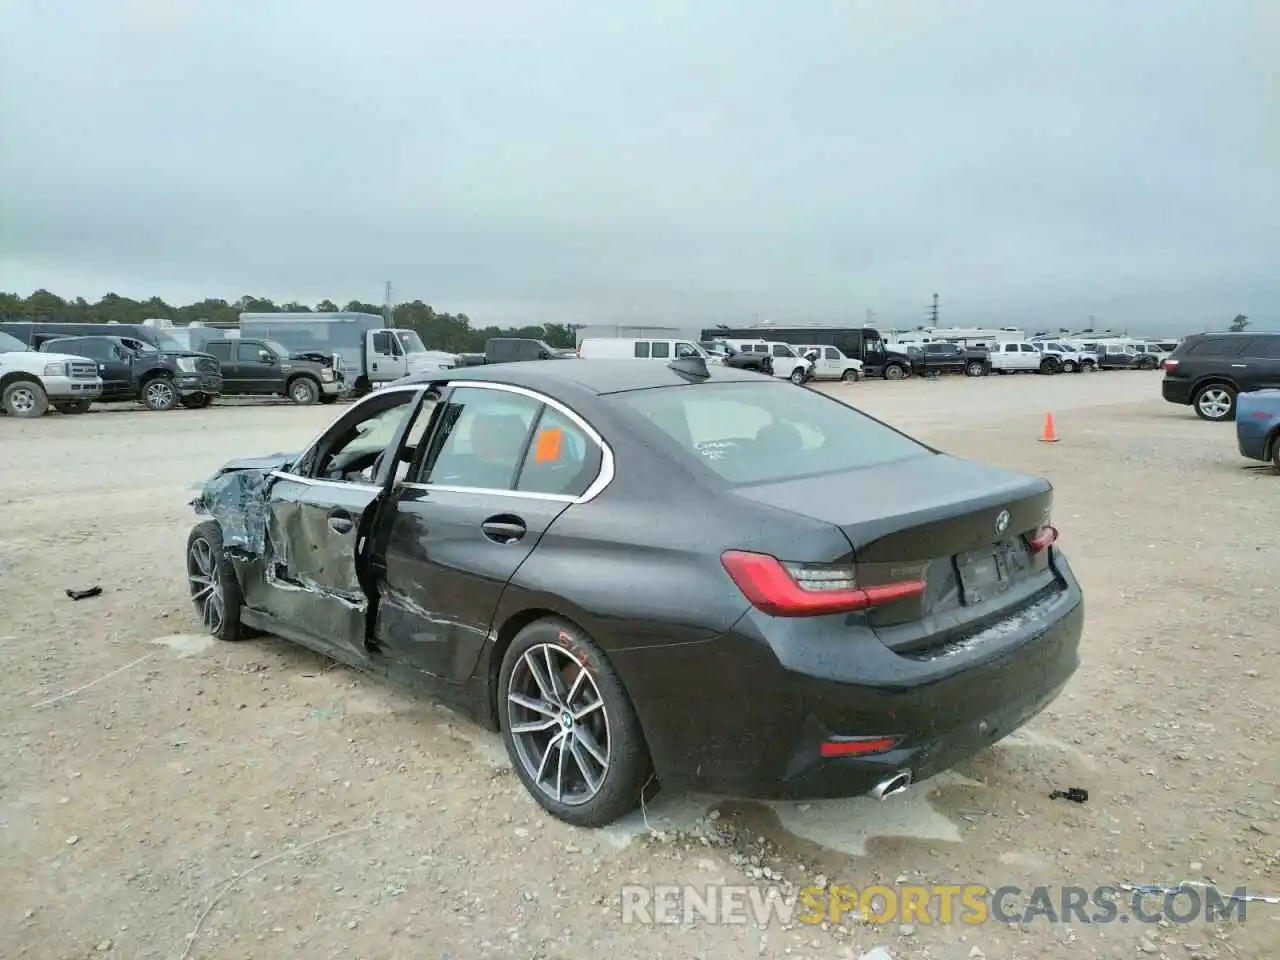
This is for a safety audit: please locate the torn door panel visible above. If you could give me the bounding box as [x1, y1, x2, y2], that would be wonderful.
[265, 494, 368, 607]
[190, 452, 296, 557]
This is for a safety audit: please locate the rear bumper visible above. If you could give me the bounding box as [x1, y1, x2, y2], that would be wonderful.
[1161, 379, 1192, 404]
[176, 374, 223, 397]
[615, 554, 1084, 800]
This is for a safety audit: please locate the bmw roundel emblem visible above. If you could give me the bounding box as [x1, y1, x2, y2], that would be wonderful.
[994, 510, 1010, 536]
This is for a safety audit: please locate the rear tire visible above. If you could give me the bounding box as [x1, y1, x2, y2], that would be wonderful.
[1193, 384, 1236, 422]
[2, 379, 49, 418]
[186, 521, 246, 642]
[498, 618, 651, 827]
[53, 400, 91, 415]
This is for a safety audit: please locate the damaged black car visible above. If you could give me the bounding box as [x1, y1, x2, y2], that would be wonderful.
[188, 357, 1084, 827]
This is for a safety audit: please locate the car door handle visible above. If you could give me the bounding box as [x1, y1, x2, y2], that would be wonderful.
[1231, 363, 1246, 368]
[481, 515, 526, 544]
[327, 508, 354, 534]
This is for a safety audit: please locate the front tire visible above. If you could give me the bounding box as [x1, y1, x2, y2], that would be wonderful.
[186, 521, 246, 642]
[841, 368, 859, 382]
[1193, 384, 1237, 422]
[141, 377, 178, 411]
[965, 361, 986, 377]
[499, 618, 651, 827]
[2, 379, 49, 418]
[288, 376, 320, 405]
[1039, 358, 1058, 375]
[1061, 360, 1078, 373]
[181, 394, 214, 410]
[789, 367, 806, 385]
[883, 363, 907, 381]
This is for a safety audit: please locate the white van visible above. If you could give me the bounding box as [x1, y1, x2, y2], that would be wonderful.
[578, 338, 711, 362]
[726, 340, 813, 383]
[795, 345, 864, 382]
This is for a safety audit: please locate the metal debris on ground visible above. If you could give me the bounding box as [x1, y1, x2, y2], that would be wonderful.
[1119, 881, 1280, 905]
[1049, 786, 1089, 803]
[64, 586, 102, 601]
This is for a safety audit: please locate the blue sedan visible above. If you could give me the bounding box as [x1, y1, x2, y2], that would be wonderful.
[1236, 389, 1280, 469]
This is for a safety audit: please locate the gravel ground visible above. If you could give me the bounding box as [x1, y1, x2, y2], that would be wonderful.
[1, 371, 1276, 960]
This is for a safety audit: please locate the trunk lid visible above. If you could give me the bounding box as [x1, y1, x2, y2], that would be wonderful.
[733, 454, 1058, 654]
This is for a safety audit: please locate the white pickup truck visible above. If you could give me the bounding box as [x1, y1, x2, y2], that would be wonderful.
[0, 331, 104, 416]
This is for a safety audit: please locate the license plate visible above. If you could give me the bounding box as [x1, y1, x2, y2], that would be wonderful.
[957, 541, 1028, 604]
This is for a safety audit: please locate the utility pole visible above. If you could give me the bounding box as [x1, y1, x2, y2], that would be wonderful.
[928, 293, 939, 326]
[384, 281, 393, 326]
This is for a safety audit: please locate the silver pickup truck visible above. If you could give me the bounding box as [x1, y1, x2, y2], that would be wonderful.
[0, 331, 104, 416]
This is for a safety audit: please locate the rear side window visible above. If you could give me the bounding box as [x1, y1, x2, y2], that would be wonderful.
[610, 381, 930, 486]
[1184, 338, 1245, 357]
[1244, 336, 1280, 359]
[824, 347, 839, 360]
[514, 406, 603, 497]
[633, 341, 651, 358]
[650, 341, 670, 358]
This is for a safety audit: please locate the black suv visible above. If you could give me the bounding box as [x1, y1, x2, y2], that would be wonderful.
[203, 339, 341, 405]
[1162, 332, 1280, 421]
[37, 335, 223, 411]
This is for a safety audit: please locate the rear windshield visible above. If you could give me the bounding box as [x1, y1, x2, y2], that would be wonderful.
[609, 380, 931, 485]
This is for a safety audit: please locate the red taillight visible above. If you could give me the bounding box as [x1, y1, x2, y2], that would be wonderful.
[1029, 525, 1058, 553]
[1163, 359, 1177, 371]
[720, 550, 926, 617]
[820, 736, 900, 758]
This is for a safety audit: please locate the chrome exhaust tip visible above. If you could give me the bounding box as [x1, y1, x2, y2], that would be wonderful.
[870, 771, 912, 800]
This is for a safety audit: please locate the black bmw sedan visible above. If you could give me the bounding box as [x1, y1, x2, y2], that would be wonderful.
[187, 357, 1083, 827]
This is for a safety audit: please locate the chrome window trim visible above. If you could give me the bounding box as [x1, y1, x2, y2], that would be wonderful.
[267, 471, 383, 494]
[273, 385, 429, 483]
[266, 379, 614, 504]
[412, 380, 615, 504]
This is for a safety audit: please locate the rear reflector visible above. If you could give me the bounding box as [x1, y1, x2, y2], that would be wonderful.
[721, 550, 927, 617]
[1029, 525, 1058, 553]
[821, 736, 900, 758]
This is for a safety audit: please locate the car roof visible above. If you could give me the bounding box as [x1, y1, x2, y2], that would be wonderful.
[399, 359, 773, 395]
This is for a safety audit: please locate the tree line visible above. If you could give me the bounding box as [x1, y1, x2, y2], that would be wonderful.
[0, 290, 579, 353]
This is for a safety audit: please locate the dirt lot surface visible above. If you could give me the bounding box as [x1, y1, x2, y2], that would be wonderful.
[2, 371, 1276, 960]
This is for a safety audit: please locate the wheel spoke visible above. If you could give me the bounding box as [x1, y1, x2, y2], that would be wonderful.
[573, 697, 604, 721]
[554, 735, 568, 802]
[507, 691, 558, 717]
[564, 665, 588, 707]
[533, 730, 563, 785]
[522, 649, 557, 704]
[567, 736, 603, 794]
[573, 724, 609, 767]
[542, 645, 565, 700]
[510, 716, 559, 735]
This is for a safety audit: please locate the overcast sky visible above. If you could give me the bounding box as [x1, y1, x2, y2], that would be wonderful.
[1, 0, 1275, 332]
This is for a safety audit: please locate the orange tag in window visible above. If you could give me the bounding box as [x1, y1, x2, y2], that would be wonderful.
[534, 428, 563, 463]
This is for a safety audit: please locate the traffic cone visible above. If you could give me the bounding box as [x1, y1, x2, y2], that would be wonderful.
[1038, 412, 1059, 443]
